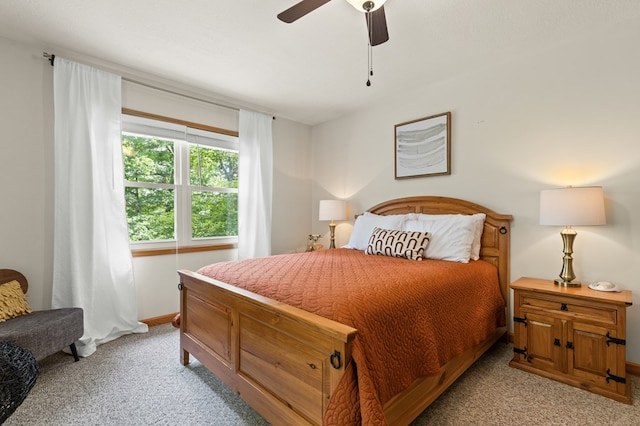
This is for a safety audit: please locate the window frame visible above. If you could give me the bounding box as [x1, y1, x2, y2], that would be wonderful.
[121, 109, 239, 253]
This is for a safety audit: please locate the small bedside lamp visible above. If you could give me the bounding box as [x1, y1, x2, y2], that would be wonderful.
[539, 186, 606, 287]
[318, 200, 346, 249]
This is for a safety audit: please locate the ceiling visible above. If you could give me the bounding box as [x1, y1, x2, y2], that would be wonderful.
[1, 0, 639, 125]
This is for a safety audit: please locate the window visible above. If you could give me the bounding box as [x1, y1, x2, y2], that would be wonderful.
[121, 113, 238, 249]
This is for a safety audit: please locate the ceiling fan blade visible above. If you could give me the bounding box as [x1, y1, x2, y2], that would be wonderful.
[366, 5, 389, 46]
[277, 0, 332, 23]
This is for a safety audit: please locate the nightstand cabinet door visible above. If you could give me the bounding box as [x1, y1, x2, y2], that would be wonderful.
[568, 321, 620, 392]
[518, 311, 564, 373]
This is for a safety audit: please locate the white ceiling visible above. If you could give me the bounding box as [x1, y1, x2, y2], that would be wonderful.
[1, 0, 639, 125]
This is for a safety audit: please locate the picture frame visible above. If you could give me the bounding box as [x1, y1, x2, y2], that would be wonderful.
[394, 111, 451, 179]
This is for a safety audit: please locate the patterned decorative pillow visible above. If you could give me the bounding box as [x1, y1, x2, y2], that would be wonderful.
[0, 280, 32, 322]
[365, 227, 431, 261]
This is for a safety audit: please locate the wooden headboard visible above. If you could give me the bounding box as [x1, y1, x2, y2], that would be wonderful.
[367, 196, 513, 312]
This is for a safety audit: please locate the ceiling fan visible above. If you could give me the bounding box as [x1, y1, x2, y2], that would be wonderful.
[277, 0, 389, 46]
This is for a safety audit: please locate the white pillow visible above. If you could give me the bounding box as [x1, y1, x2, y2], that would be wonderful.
[344, 212, 412, 251]
[469, 213, 486, 260]
[403, 214, 478, 263]
[413, 213, 486, 260]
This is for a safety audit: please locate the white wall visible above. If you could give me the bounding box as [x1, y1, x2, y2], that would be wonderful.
[310, 19, 640, 363]
[0, 36, 313, 321]
[0, 37, 54, 310]
[272, 117, 313, 255]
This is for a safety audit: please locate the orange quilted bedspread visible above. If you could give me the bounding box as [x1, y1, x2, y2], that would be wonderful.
[197, 248, 505, 425]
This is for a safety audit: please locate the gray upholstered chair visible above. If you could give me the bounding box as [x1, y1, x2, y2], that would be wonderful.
[0, 269, 84, 362]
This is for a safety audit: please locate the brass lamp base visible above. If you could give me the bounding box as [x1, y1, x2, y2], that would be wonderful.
[555, 226, 581, 287]
[554, 278, 582, 287]
[328, 221, 336, 249]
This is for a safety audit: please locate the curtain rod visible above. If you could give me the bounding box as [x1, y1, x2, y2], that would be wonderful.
[121, 78, 240, 113]
[43, 52, 275, 118]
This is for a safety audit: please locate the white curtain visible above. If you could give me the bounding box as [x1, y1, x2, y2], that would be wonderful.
[238, 110, 273, 259]
[52, 58, 147, 357]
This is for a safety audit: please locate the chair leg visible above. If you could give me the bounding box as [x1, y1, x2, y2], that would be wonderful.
[69, 343, 79, 362]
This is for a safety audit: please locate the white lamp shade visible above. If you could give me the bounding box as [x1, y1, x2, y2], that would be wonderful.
[539, 186, 606, 226]
[319, 200, 347, 221]
[345, 0, 386, 12]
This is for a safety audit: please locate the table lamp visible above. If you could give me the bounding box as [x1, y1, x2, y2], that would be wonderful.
[318, 200, 346, 249]
[539, 186, 606, 287]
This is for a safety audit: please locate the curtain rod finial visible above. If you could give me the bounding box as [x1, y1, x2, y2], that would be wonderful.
[43, 52, 55, 66]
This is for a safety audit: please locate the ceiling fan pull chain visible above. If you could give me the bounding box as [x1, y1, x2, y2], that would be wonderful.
[367, 44, 373, 86]
[367, 42, 372, 86]
[366, 11, 373, 86]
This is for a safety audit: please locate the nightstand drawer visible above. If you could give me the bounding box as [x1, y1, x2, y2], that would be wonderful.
[521, 295, 617, 324]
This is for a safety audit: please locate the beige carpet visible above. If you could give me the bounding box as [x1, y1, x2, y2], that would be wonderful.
[413, 342, 639, 425]
[5, 324, 639, 425]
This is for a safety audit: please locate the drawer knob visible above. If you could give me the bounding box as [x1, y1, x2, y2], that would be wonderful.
[561, 303, 568, 311]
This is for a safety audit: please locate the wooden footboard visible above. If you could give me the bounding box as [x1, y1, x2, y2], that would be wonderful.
[178, 269, 357, 425]
[179, 269, 506, 426]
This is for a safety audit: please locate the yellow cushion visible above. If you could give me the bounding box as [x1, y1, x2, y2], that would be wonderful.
[0, 280, 32, 322]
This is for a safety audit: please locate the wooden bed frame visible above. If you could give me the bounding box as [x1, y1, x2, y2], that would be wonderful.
[178, 196, 513, 425]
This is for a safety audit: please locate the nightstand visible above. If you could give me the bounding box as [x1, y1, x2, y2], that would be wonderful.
[509, 277, 633, 404]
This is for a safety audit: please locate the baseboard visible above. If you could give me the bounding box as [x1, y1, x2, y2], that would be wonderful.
[508, 332, 639, 376]
[141, 312, 178, 327]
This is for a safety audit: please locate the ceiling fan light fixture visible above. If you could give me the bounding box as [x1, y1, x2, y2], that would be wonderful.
[345, 0, 386, 13]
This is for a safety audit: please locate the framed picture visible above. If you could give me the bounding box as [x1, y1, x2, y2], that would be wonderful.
[394, 111, 451, 179]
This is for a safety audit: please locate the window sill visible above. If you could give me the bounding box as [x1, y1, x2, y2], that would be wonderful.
[131, 243, 237, 257]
